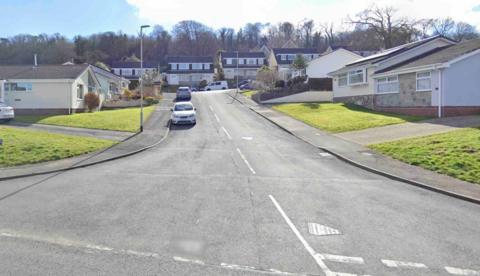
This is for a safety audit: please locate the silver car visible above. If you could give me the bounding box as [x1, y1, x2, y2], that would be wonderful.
[170, 102, 196, 125]
[0, 102, 14, 121]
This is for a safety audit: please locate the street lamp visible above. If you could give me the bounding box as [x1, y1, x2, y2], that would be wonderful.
[139, 24, 151, 132]
[236, 50, 239, 95]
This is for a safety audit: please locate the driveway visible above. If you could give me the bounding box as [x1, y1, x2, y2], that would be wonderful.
[336, 115, 480, 145]
[0, 91, 478, 275]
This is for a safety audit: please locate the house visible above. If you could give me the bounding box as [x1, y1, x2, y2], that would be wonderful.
[165, 56, 214, 86]
[369, 38, 480, 117]
[268, 48, 321, 80]
[220, 52, 266, 80]
[0, 64, 126, 115]
[91, 65, 130, 99]
[323, 45, 379, 57]
[110, 61, 159, 81]
[328, 35, 456, 110]
[306, 48, 362, 91]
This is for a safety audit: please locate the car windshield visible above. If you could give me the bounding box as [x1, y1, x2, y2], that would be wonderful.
[174, 104, 193, 111]
[178, 88, 189, 92]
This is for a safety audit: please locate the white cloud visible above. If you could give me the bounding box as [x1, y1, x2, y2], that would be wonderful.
[126, 0, 480, 32]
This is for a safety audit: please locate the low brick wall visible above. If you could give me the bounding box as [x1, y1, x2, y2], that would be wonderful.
[374, 106, 480, 117]
[333, 95, 374, 108]
[13, 108, 85, 115]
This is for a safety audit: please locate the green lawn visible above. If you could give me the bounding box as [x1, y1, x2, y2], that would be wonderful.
[370, 128, 480, 184]
[241, 90, 258, 98]
[0, 127, 116, 167]
[273, 103, 427, 133]
[14, 106, 155, 132]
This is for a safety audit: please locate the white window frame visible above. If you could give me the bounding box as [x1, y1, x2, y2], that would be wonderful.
[178, 63, 189, 70]
[192, 63, 202, 70]
[280, 55, 286, 61]
[247, 58, 256, 65]
[76, 84, 84, 99]
[376, 75, 399, 94]
[416, 71, 431, 92]
[348, 69, 366, 85]
[338, 74, 348, 87]
[226, 58, 232, 65]
[4, 82, 33, 92]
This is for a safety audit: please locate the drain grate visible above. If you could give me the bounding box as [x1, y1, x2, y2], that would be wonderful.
[307, 223, 341, 236]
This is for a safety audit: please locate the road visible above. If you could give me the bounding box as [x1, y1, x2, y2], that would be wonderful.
[0, 91, 479, 275]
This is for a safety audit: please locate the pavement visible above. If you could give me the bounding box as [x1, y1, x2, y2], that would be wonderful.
[0, 90, 479, 275]
[4, 121, 133, 142]
[336, 115, 480, 145]
[0, 94, 174, 180]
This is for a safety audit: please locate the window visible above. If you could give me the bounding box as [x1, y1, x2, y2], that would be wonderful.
[170, 63, 178, 70]
[132, 69, 136, 76]
[338, 74, 348, 87]
[192, 63, 202, 70]
[287, 54, 295, 60]
[280, 55, 286, 61]
[226, 59, 232, 65]
[238, 59, 245, 65]
[348, 69, 366, 85]
[248, 59, 256, 65]
[204, 63, 211, 69]
[416, 71, 431, 91]
[179, 63, 189, 70]
[4, 82, 32, 92]
[257, 58, 263, 65]
[376, 76, 398, 93]
[76, 84, 84, 99]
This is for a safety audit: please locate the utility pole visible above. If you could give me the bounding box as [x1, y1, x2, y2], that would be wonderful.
[139, 24, 151, 132]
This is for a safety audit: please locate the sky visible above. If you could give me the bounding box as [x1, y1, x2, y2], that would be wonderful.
[0, 0, 479, 38]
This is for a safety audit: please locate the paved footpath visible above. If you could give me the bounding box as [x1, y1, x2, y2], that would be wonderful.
[230, 91, 480, 203]
[336, 115, 480, 145]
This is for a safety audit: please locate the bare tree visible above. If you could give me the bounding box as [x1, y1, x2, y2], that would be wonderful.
[432, 17, 455, 36]
[347, 5, 413, 49]
[300, 20, 314, 47]
[453, 22, 479, 41]
[320, 22, 335, 46]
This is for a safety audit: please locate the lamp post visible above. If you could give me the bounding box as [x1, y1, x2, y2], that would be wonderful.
[139, 24, 151, 132]
[236, 50, 239, 94]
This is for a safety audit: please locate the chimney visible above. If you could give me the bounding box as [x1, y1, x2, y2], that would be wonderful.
[34, 54, 38, 67]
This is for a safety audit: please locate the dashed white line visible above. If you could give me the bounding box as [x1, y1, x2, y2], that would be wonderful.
[319, 152, 332, 157]
[381, 259, 428, 269]
[445, 266, 480, 275]
[236, 148, 256, 174]
[209, 105, 214, 112]
[214, 113, 220, 123]
[173, 256, 206, 265]
[221, 126, 232, 140]
[321, 254, 364, 265]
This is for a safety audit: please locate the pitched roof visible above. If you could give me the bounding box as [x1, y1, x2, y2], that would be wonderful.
[345, 35, 456, 67]
[110, 61, 160, 68]
[91, 65, 129, 82]
[166, 56, 213, 63]
[221, 52, 265, 58]
[272, 48, 319, 54]
[374, 38, 480, 74]
[0, 64, 89, 79]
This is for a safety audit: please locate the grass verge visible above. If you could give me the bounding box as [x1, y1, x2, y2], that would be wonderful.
[370, 128, 480, 184]
[15, 106, 156, 132]
[273, 103, 427, 133]
[0, 127, 116, 167]
[241, 90, 258, 98]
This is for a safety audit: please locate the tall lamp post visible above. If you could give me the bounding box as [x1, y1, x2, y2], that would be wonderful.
[139, 24, 151, 132]
[236, 50, 239, 95]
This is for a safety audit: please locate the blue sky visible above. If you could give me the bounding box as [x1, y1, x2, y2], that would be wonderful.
[1, 0, 479, 38]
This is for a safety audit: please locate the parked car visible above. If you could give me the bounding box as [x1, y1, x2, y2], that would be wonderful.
[237, 79, 251, 87]
[170, 102, 196, 125]
[176, 86, 191, 101]
[0, 103, 14, 122]
[239, 83, 253, 90]
[205, 81, 228, 91]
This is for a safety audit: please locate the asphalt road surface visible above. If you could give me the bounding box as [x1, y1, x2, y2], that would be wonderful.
[0, 91, 479, 276]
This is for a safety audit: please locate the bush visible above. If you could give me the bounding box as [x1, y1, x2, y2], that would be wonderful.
[122, 89, 133, 100]
[84, 92, 100, 112]
[145, 96, 159, 106]
[199, 80, 208, 88]
[275, 80, 285, 88]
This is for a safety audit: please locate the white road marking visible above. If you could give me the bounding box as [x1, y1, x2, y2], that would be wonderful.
[209, 105, 214, 112]
[319, 152, 332, 157]
[268, 195, 331, 274]
[236, 148, 256, 174]
[221, 126, 232, 140]
[445, 267, 480, 275]
[214, 113, 220, 123]
[381, 259, 428, 269]
[242, 136, 253, 140]
[308, 223, 341, 236]
[173, 256, 206, 265]
[321, 254, 364, 265]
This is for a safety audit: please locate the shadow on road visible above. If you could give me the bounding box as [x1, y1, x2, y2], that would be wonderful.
[170, 124, 195, 131]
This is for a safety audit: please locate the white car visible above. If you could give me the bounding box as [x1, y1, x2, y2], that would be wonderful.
[0, 103, 14, 121]
[205, 81, 228, 91]
[170, 102, 196, 125]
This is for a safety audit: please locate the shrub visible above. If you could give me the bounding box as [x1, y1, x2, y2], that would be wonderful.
[199, 80, 208, 88]
[145, 96, 159, 106]
[84, 92, 100, 112]
[275, 80, 285, 88]
[122, 89, 133, 100]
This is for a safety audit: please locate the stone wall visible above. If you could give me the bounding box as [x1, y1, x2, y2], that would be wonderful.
[374, 73, 431, 107]
[333, 94, 374, 108]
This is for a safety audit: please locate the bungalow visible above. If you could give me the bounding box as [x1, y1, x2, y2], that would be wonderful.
[370, 38, 480, 117]
[165, 56, 214, 86]
[91, 65, 130, 99]
[111, 61, 160, 81]
[306, 48, 362, 90]
[328, 35, 456, 109]
[268, 48, 321, 80]
[0, 64, 127, 115]
[220, 52, 266, 80]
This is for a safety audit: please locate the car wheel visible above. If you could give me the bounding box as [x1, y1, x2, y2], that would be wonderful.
[206, 89, 211, 91]
[222, 87, 226, 90]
